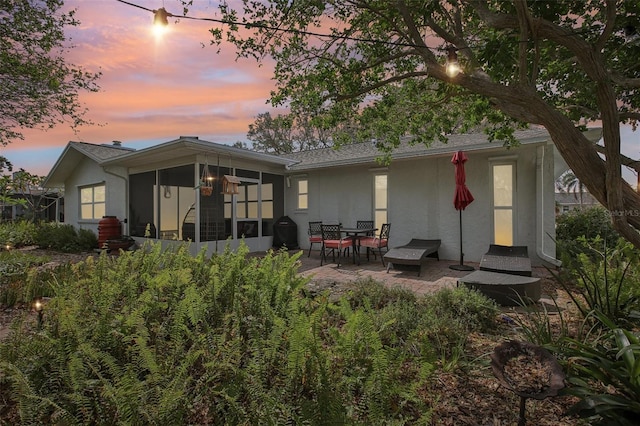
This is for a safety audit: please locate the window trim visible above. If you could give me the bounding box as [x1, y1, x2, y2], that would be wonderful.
[373, 173, 388, 230]
[491, 161, 516, 245]
[296, 178, 309, 211]
[79, 182, 106, 221]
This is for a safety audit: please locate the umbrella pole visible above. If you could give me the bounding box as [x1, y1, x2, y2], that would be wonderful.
[450, 209, 474, 271]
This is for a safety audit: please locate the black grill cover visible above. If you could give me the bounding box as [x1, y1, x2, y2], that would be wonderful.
[272, 216, 299, 250]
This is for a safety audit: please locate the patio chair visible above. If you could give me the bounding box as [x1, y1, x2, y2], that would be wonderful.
[320, 224, 354, 268]
[359, 223, 390, 266]
[356, 220, 375, 236]
[307, 221, 323, 257]
[479, 244, 532, 277]
[383, 239, 441, 276]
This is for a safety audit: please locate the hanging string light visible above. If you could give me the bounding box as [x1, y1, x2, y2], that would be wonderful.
[116, 0, 465, 77]
[445, 46, 461, 78]
[153, 7, 171, 26]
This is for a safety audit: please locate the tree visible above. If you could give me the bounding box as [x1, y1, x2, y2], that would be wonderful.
[0, 168, 56, 222]
[0, 0, 101, 145]
[196, 0, 640, 248]
[556, 170, 586, 208]
[247, 111, 354, 153]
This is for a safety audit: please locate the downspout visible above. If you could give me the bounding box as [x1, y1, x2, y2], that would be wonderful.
[536, 145, 561, 267]
[103, 167, 129, 235]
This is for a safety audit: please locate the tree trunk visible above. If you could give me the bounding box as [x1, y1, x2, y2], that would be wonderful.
[457, 74, 640, 248]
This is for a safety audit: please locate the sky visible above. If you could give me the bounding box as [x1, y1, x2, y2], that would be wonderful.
[3, 0, 281, 176]
[1, 0, 638, 185]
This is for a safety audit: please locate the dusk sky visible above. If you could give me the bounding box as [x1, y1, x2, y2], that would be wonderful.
[3, 0, 281, 176]
[1, 0, 638, 185]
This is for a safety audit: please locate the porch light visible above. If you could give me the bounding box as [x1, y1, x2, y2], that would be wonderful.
[445, 46, 461, 78]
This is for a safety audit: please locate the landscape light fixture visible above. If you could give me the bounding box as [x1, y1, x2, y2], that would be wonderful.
[445, 46, 461, 78]
[32, 296, 47, 329]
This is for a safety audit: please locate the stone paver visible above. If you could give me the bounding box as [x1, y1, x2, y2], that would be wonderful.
[298, 249, 475, 295]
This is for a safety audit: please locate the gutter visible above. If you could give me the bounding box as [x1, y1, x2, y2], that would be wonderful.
[536, 145, 561, 267]
[103, 166, 129, 235]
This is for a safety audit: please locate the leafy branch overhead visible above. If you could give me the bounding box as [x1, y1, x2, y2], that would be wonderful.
[0, 0, 101, 145]
[194, 0, 640, 248]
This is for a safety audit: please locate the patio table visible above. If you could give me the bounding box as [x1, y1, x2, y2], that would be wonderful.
[341, 227, 377, 265]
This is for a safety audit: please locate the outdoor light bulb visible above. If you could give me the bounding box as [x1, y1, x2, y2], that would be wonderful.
[445, 46, 461, 78]
[446, 61, 461, 78]
[153, 8, 170, 26]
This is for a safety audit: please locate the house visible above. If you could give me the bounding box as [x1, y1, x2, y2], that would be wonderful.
[43, 128, 602, 265]
[555, 191, 600, 214]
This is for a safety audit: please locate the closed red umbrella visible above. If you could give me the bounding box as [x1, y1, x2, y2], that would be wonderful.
[450, 151, 475, 271]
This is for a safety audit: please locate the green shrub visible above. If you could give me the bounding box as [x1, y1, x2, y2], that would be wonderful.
[0, 220, 38, 248]
[559, 310, 640, 425]
[34, 223, 96, 252]
[556, 206, 620, 257]
[0, 250, 51, 306]
[551, 239, 640, 326]
[414, 287, 499, 370]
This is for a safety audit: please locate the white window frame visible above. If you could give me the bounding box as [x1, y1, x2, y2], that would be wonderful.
[79, 183, 106, 220]
[491, 161, 516, 245]
[373, 173, 388, 230]
[297, 178, 308, 210]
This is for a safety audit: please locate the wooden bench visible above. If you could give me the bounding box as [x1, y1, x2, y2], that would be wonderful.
[458, 270, 541, 306]
[384, 239, 441, 277]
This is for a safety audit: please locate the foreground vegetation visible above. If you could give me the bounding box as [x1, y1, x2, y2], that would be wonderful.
[0, 212, 638, 424]
[1, 243, 499, 424]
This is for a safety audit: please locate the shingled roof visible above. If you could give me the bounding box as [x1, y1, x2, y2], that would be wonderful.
[282, 128, 552, 171]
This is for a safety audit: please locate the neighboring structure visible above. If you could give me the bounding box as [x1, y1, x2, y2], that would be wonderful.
[555, 191, 600, 214]
[43, 128, 602, 265]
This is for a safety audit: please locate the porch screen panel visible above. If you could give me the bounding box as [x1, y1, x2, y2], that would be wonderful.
[158, 165, 195, 241]
[492, 164, 514, 246]
[199, 165, 230, 241]
[129, 171, 156, 237]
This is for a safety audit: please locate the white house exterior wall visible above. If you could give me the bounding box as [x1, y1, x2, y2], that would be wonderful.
[286, 143, 556, 265]
[64, 157, 128, 236]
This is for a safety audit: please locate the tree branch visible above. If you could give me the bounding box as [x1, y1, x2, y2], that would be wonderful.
[333, 71, 430, 101]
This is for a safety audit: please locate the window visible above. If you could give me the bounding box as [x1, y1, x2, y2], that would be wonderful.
[492, 163, 514, 245]
[80, 184, 105, 220]
[297, 179, 308, 210]
[373, 174, 388, 229]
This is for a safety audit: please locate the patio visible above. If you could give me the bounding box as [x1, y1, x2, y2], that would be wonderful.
[294, 249, 555, 299]
[299, 250, 549, 295]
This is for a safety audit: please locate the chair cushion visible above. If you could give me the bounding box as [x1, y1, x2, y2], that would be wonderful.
[360, 238, 387, 248]
[324, 239, 353, 249]
[309, 236, 323, 243]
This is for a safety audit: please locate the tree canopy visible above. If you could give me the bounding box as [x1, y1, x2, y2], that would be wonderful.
[247, 111, 357, 153]
[0, 0, 100, 146]
[197, 0, 640, 248]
